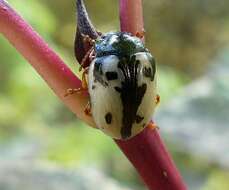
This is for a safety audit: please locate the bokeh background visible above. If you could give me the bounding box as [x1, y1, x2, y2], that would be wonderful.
[1, 0, 229, 189]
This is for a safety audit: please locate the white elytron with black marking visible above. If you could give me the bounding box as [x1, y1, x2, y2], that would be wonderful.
[88, 32, 157, 140]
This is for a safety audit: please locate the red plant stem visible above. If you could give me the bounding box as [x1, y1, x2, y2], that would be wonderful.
[116, 0, 187, 189]
[116, 127, 187, 190]
[0, 0, 95, 127]
[119, 0, 144, 36]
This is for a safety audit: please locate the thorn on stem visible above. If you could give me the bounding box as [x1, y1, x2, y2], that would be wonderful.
[74, 0, 99, 65]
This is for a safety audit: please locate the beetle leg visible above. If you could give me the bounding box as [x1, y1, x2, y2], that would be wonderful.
[81, 34, 96, 46]
[148, 121, 159, 130]
[89, 48, 95, 62]
[155, 94, 160, 105]
[79, 34, 96, 71]
[81, 67, 89, 89]
[84, 101, 92, 116]
[96, 30, 103, 36]
[79, 47, 94, 71]
[64, 88, 86, 97]
[135, 30, 145, 39]
[64, 67, 89, 97]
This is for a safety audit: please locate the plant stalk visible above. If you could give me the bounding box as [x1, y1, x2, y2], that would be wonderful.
[0, 0, 95, 127]
[116, 0, 187, 189]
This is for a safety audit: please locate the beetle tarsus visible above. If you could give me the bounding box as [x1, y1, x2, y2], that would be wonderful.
[82, 33, 95, 46]
[148, 122, 158, 130]
[84, 101, 92, 116]
[64, 67, 89, 97]
[81, 67, 89, 89]
[155, 94, 160, 105]
[135, 30, 145, 39]
[79, 47, 95, 71]
[64, 87, 86, 97]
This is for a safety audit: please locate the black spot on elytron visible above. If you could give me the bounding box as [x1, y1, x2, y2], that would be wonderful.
[117, 55, 147, 139]
[105, 112, 112, 124]
[93, 59, 108, 87]
[92, 85, 96, 90]
[106, 72, 118, 80]
[114, 86, 122, 93]
[136, 115, 144, 123]
[142, 123, 146, 128]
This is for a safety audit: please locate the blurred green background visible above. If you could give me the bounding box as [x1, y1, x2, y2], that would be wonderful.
[1, 0, 229, 190]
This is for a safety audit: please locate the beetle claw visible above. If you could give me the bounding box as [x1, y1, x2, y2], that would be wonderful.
[84, 101, 92, 116]
[79, 47, 95, 71]
[135, 30, 145, 39]
[64, 68, 89, 97]
[148, 122, 159, 130]
[82, 34, 95, 46]
[64, 88, 86, 97]
[155, 94, 160, 105]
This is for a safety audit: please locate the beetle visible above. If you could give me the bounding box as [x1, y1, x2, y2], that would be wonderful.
[65, 0, 159, 140]
[87, 32, 158, 139]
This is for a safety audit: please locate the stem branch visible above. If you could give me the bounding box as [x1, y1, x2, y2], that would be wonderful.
[0, 0, 95, 127]
[117, 0, 187, 189]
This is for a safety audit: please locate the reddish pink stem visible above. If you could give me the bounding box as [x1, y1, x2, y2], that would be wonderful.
[117, 0, 187, 189]
[119, 0, 144, 35]
[0, 0, 95, 127]
[116, 127, 187, 190]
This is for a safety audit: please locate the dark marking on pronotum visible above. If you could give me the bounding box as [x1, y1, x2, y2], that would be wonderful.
[92, 85, 96, 89]
[93, 60, 108, 87]
[136, 115, 144, 124]
[106, 72, 118, 80]
[117, 55, 147, 139]
[105, 112, 112, 124]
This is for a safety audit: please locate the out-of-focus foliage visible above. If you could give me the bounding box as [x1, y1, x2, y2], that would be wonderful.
[0, 0, 229, 189]
[144, 0, 229, 76]
[201, 170, 229, 190]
